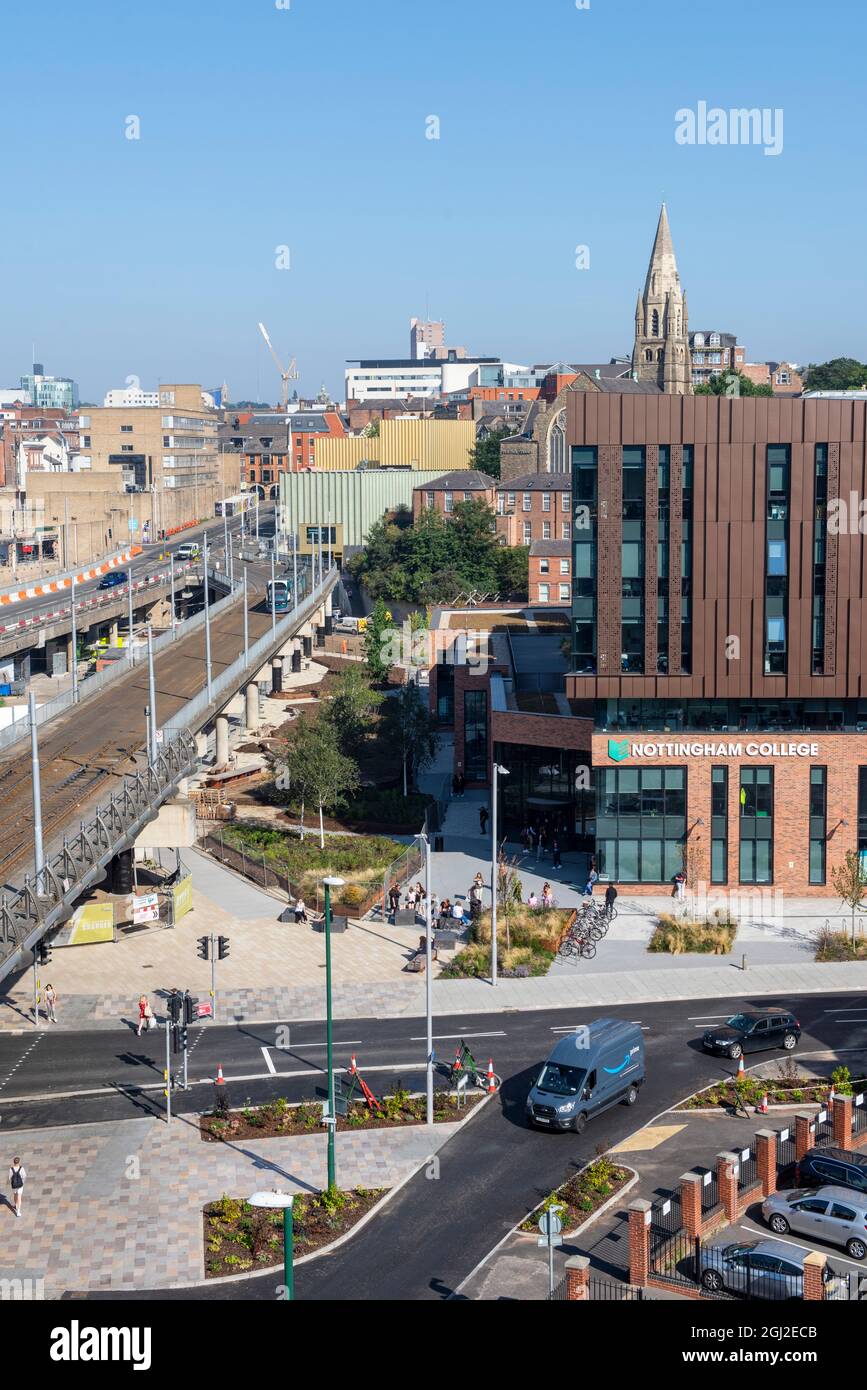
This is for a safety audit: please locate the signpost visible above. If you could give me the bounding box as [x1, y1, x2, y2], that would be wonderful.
[131, 892, 160, 925]
[538, 1205, 565, 1297]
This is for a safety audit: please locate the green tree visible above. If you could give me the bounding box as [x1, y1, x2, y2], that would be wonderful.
[363, 597, 393, 682]
[324, 666, 383, 755]
[381, 682, 437, 795]
[496, 544, 529, 599]
[468, 426, 512, 481]
[803, 358, 867, 392]
[694, 371, 773, 398]
[831, 848, 867, 949]
[275, 711, 359, 848]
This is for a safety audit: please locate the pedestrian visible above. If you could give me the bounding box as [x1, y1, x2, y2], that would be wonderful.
[583, 866, 599, 896]
[479, 806, 489, 835]
[294, 896, 308, 924]
[136, 994, 151, 1037]
[674, 869, 686, 903]
[605, 882, 618, 912]
[8, 1157, 25, 1218]
[388, 883, 400, 918]
[551, 835, 561, 869]
[520, 824, 530, 852]
[451, 899, 465, 924]
[536, 825, 546, 861]
[439, 897, 452, 925]
[457, 772, 465, 798]
[527, 890, 539, 910]
[429, 891, 440, 922]
[468, 876, 484, 919]
[406, 885, 417, 911]
[542, 883, 554, 909]
[452, 773, 460, 798]
[526, 824, 536, 854]
[44, 983, 58, 1024]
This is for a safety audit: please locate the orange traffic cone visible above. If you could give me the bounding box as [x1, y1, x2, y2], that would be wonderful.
[215, 1065, 225, 1086]
[349, 1054, 357, 1075]
[454, 1046, 463, 1072]
[487, 1059, 497, 1093]
[758, 1093, 769, 1115]
[737, 1054, 745, 1078]
[829, 1085, 836, 1105]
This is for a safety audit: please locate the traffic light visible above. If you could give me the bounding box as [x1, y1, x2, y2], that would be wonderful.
[172, 1022, 188, 1055]
[36, 940, 51, 966]
[183, 992, 198, 1025]
[197, 936, 210, 960]
[217, 936, 230, 960]
[167, 990, 182, 1023]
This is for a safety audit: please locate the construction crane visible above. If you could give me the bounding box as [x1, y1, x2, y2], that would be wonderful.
[257, 322, 299, 411]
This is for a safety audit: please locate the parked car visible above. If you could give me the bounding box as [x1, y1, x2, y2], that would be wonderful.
[526, 1017, 645, 1133]
[176, 541, 201, 560]
[700, 1237, 847, 1300]
[796, 1146, 867, 1196]
[762, 1186, 867, 1260]
[701, 1009, 801, 1060]
[98, 571, 126, 590]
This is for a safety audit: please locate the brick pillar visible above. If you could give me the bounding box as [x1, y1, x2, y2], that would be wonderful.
[717, 1152, 739, 1223]
[628, 1199, 651, 1287]
[795, 1113, 815, 1161]
[564, 1254, 590, 1301]
[833, 1094, 853, 1150]
[802, 1251, 827, 1301]
[755, 1129, 778, 1196]
[679, 1172, 703, 1239]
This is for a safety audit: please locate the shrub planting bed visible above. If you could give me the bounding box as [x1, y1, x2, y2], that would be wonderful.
[204, 1188, 384, 1277]
[679, 1065, 865, 1111]
[439, 906, 572, 979]
[814, 927, 867, 961]
[218, 823, 403, 911]
[201, 1089, 481, 1142]
[519, 1158, 632, 1235]
[648, 912, 736, 955]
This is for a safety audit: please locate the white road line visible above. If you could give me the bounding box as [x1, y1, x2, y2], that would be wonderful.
[260, 1046, 276, 1075]
[549, 1023, 650, 1032]
[280, 1040, 364, 1050]
[412, 1031, 507, 1041]
[829, 1018, 867, 1024]
[688, 1015, 732, 1021]
[736, 1224, 865, 1272]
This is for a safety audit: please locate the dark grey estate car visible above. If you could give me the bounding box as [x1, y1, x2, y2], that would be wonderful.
[702, 1009, 800, 1060]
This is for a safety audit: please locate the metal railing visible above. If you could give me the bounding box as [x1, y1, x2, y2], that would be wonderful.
[0, 564, 337, 983]
[0, 564, 238, 754]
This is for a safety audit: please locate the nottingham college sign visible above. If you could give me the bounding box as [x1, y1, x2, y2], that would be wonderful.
[607, 738, 819, 763]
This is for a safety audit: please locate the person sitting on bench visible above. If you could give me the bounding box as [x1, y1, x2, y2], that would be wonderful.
[294, 896, 308, 924]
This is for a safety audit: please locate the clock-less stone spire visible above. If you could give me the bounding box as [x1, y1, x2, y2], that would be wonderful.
[632, 204, 692, 394]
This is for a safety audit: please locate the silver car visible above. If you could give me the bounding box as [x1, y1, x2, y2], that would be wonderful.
[762, 1186, 867, 1261]
[700, 1237, 847, 1299]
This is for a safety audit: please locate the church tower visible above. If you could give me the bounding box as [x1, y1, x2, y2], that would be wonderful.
[632, 204, 692, 394]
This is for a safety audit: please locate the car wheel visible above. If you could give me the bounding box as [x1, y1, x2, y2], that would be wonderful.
[846, 1237, 867, 1261]
[623, 1084, 639, 1106]
[729, 1043, 743, 1060]
[573, 1113, 587, 1134]
[769, 1214, 790, 1234]
[701, 1269, 724, 1292]
[783, 1033, 797, 1050]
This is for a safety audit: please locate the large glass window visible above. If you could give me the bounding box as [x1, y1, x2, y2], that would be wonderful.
[622, 447, 645, 672]
[711, 766, 728, 884]
[859, 768, 867, 871]
[464, 691, 488, 782]
[596, 766, 686, 883]
[809, 766, 826, 885]
[740, 768, 773, 883]
[681, 446, 693, 671]
[765, 445, 790, 674]
[812, 444, 828, 675]
[657, 447, 670, 672]
[571, 446, 598, 673]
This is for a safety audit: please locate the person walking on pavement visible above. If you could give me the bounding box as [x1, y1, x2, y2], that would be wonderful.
[536, 825, 546, 861]
[479, 806, 489, 835]
[605, 882, 618, 914]
[388, 883, 401, 919]
[9, 1157, 25, 1218]
[136, 994, 151, 1037]
[583, 866, 599, 896]
[551, 835, 562, 870]
[44, 983, 58, 1024]
[674, 869, 686, 903]
[526, 824, 536, 855]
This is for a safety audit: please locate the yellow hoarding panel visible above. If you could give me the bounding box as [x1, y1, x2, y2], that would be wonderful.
[68, 903, 116, 946]
[172, 876, 193, 923]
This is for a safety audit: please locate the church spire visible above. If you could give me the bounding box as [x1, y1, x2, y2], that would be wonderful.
[632, 204, 692, 395]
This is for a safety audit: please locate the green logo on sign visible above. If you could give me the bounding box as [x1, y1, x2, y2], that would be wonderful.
[608, 738, 629, 762]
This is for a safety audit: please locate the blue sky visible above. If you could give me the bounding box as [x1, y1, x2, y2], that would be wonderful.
[1, 0, 864, 402]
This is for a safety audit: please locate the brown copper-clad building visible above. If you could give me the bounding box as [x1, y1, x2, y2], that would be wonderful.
[565, 393, 867, 895]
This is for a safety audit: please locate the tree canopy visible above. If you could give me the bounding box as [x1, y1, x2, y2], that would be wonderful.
[349, 499, 528, 605]
[802, 358, 867, 392]
[468, 425, 512, 481]
[694, 371, 773, 397]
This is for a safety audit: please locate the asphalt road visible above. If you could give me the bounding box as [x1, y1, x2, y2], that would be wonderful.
[6, 989, 866, 1301]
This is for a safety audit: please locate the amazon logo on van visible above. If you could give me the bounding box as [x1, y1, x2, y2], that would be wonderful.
[603, 1045, 642, 1075]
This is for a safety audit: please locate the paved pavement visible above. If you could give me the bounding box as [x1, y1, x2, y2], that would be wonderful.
[0, 1112, 459, 1296]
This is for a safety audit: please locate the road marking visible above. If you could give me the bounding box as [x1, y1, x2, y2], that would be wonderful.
[736, 1224, 866, 1272]
[829, 1018, 867, 1024]
[688, 1015, 732, 1021]
[276, 1040, 363, 1050]
[611, 1123, 686, 1153]
[413, 1031, 506, 1041]
[550, 1023, 650, 1032]
[260, 1046, 276, 1075]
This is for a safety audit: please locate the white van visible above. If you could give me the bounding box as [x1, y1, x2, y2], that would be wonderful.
[176, 541, 201, 560]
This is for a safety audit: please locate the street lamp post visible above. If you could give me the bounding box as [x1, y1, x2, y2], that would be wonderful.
[490, 764, 510, 987]
[70, 573, 78, 703]
[146, 625, 158, 765]
[127, 567, 135, 665]
[322, 874, 345, 1191]
[169, 549, 176, 637]
[243, 567, 249, 665]
[203, 532, 213, 701]
[415, 832, 434, 1124]
[29, 691, 43, 890]
[248, 1191, 295, 1300]
[270, 548, 277, 638]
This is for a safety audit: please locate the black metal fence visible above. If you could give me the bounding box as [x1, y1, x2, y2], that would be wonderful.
[853, 1095, 867, 1137]
[737, 1145, 759, 1192]
[649, 1193, 683, 1234]
[776, 1126, 797, 1169]
[814, 1108, 835, 1147]
[589, 1277, 651, 1301]
[650, 1228, 698, 1290]
[698, 1168, 721, 1216]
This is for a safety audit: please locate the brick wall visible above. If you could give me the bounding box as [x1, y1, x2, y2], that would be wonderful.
[592, 731, 867, 897]
[529, 553, 571, 604]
